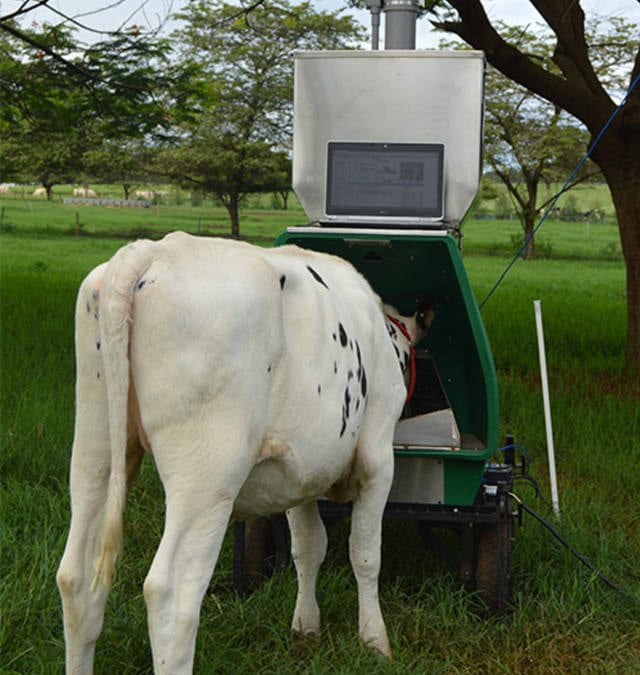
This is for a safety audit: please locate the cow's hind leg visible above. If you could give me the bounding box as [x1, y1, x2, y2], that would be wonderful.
[142, 421, 255, 675]
[286, 500, 328, 638]
[349, 435, 395, 658]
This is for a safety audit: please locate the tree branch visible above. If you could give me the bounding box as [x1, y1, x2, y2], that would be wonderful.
[0, 0, 50, 22]
[0, 20, 97, 83]
[530, 0, 608, 99]
[433, 0, 614, 130]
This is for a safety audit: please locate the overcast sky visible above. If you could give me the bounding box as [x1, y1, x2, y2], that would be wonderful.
[4, 0, 640, 47]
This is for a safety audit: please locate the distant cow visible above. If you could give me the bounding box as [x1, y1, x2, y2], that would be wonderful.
[133, 189, 168, 200]
[32, 187, 47, 197]
[73, 187, 97, 197]
[582, 208, 603, 222]
[56, 232, 433, 673]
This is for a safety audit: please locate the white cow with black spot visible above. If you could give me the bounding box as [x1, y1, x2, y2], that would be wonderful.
[56, 231, 432, 674]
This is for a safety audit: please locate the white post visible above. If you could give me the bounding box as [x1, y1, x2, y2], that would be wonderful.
[534, 300, 560, 518]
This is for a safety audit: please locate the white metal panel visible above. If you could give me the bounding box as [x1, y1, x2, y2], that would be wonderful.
[388, 457, 445, 504]
[293, 50, 484, 227]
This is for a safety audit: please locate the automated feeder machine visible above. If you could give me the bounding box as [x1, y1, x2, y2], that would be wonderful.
[235, 51, 517, 611]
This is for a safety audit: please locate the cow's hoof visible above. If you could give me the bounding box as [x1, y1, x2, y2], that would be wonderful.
[363, 634, 392, 660]
[290, 628, 320, 657]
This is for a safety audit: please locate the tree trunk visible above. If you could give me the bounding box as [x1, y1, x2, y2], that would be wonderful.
[594, 146, 640, 372]
[217, 192, 242, 237]
[522, 216, 536, 260]
[522, 185, 539, 260]
[224, 192, 241, 238]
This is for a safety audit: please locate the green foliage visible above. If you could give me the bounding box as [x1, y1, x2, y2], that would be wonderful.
[173, 0, 366, 145]
[475, 25, 594, 251]
[438, 15, 639, 256]
[161, 0, 365, 233]
[0, 19, 179, 191]
[0, 22, 93, 188]
[82, 140, 159, 199]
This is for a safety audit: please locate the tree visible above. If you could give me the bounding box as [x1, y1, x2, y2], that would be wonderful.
[431, 2, 640, 370]
[0, 22, 95, 194]
[164, 0, 365, 235]
[0, 12, 182, 194]
[82, 139, 158, 199]
[163, 130, 291, 231]
[481, 27, 595, 258]
[441, 27, 594, 258]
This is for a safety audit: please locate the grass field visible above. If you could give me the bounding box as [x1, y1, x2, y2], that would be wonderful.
[1, 196, 639, 673]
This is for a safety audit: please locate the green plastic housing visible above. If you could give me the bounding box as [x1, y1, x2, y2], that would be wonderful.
[275, 228, 499, 505]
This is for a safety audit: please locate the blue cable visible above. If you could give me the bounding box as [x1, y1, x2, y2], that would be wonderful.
[479, 69, 640, 310]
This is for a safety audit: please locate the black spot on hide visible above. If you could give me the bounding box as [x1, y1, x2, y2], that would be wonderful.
[267, 365, 272, 373]
[332, 333, 337, 341]
[338, 323, 348, 347]
[355, 341, 363, 380]
[361, 369, 367, 398]
[96, 341, 101, 351]
[340, 387, 353, 439]
[340, 388, 352, 439]
[348, 370, 353, 380]
[86, 302, 91, 314]
[279, 275, 286, 289]
[97, 371, 100, 379]
[306, 265, 329, 289]
[317, 385, 322, 395]
[136, 279, 146, 291]
[333, 361, 338, 374]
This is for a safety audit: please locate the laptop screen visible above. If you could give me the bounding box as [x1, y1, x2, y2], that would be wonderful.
[326, 142, 444, 220]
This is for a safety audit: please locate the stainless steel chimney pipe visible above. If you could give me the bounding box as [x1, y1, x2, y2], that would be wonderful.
[383, 0, 420, 50]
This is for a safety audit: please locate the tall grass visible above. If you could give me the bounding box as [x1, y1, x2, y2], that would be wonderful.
[1, 221, 639, 674]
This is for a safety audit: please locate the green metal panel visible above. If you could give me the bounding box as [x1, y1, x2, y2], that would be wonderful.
[443, 459, 488, 504]
[275, 228, 499, 505]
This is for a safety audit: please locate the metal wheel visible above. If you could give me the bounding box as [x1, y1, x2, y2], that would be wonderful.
[475, 504, 513, 613]
[233, 515, 290, 595]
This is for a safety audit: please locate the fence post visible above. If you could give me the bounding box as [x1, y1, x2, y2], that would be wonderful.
[534, 299, 560, 518]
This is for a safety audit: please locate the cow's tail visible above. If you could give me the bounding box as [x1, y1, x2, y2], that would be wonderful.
[91, 240, 154, 591]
